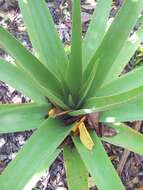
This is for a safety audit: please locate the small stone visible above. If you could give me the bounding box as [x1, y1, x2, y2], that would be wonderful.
[0, 138, 5, 148]
[11, 153, 17, 160]
[56, 187, 67, 190]
[16, 135, 25, 146]
[0, 155, 8, 161]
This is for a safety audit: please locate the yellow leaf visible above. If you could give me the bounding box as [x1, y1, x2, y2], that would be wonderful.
[79, 122, 95, 150]
[71, 122, 79, 133]
[71, 116, 86, 133]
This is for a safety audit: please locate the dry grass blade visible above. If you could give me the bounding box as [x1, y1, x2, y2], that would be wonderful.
[117, 150, 130, 176]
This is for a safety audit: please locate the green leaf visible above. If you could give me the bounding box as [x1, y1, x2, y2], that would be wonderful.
[78, 61, 98, 107]
[0, 27, 64, 101]
[73, 132, 125, 190]
[0, 118, 73, 190]
[0, 59, 46, 104]
[84, 0, 143, 96]
[100, 96, 143, 122]
[103, 25, 143, 85]
[67, 0, 82, 101]
[97, 65, 143, 96]
[83, 0, 112, 67]
[102, 123, 143, 156]
[18, 0, 68, 81]
[64, 145, 88, 190]
[21, 150, 60, 190]
[70, 86, 143, 116]
[0, 103, 49, 133]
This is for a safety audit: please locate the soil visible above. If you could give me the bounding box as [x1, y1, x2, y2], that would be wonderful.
[0, 0, 143, 190]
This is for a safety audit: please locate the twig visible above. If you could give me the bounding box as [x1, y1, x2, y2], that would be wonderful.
[117, 150, 130, 176]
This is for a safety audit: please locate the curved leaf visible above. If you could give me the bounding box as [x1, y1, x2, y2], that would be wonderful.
[100, 96, 143, 122]
[64, 145, 88, 190]
[18, 0, 68, 81]
[0, 59, 46, 104]
[22, 150, 60, 190]
[73, 132, 125, 190]
[102, 123, 143, 155]
[104, 25, 143, 84]
[67, 0, 82, 101]
[83, 0, 112, 67]
[78, 61, 98, 107]
[0, 103, 50, 133]
[0, 27, 64, 100]
[97, 65, 143, 96]
[70, 86, 143, 116]
[84, 0, 143, 96]
[0, 118, 73, 190]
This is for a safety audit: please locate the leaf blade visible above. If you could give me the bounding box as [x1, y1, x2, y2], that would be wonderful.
[97, 65, 143, 96]
[0, 59, 46, 104]
[64, 145, 88, 190]
[83, 0, 112, 67]
[67, 0, 82, 101]
[103, 25, 143, 84]
[0, 118, 73, 190]
[100, 96, 143, 122]
[23, 150, 60, 190]
[84, 0, 143, 96]
[0, 27, 66, 105]
[18, 0, 68, 80]
[73, 132, 125, 190]
[0, 103, 49, 133]
[70, 86, 143, 116]
[102, 123, 143, 155]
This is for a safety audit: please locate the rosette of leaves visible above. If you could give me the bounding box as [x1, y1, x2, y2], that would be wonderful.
[1, 0, 143, 190]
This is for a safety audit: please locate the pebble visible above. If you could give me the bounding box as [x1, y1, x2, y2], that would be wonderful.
[56, 187, 67, 190]
[0, 138, 5, 148]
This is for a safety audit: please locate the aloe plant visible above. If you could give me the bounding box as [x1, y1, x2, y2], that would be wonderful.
[0, 0, 143, 189]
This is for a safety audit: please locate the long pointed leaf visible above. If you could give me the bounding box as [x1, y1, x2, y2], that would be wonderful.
[84, 0, 143, 96]
[0, 118, 73, 190]
[73, 132, 125, 190]
[0, 103, 49, 133]
[67, 0, 82, 101]
[97, 66, 143, 96]
[83, 0, 112, 67]
[64, 145, 88, 190]
[70, 85, 143, 116]
[18, 0, 68, 80]
[78, 62, 98, 107]
[102, 123, 143, 155]
[100, 96, 143, 122]
[23, 150, 60, 190]
[0, 27, 64, 99]
[103, 25, 143, 84]
[0, 59, 46, 104]
[0, 27, 68, 108]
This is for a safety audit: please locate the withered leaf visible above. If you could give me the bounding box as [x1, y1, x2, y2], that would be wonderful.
[79, 122, 95, 150]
